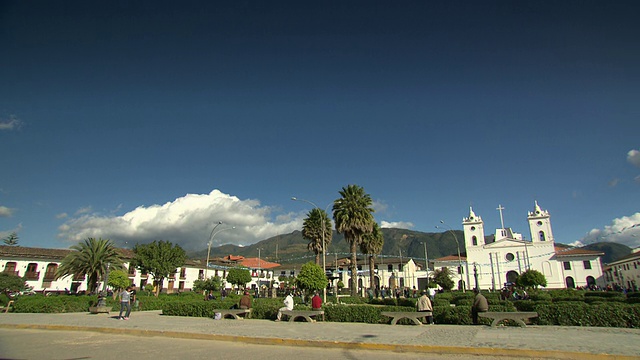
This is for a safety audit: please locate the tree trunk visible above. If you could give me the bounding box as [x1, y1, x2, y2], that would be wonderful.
[350, 241, 358, 297]
[315, 253, 320, 266]
[369, 255, 375, 293]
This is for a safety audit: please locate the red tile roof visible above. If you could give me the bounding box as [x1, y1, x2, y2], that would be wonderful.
[239, 257, 281, 269]
[434, 255, 467, 262]
[554, 246, 604, 257]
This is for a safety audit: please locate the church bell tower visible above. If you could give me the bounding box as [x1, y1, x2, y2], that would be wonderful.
[463, 207, 485, 248]
[527, 201, 554, 243]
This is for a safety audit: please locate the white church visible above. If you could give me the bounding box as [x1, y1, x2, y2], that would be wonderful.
[435, 202, 605, 290]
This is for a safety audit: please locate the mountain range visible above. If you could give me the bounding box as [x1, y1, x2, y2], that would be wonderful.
[190, 228, 632, 267]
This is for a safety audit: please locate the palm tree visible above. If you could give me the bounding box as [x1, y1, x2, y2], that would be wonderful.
[332, 184, 375, 297]
[360, 222, 384, 293]
[56, 238, 124, 294]
[301, 208, 333, 265]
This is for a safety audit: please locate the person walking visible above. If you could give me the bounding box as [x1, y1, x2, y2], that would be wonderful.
[118, 286, 132, 320]
[416, 290, 434, 324]
[275, 293, 294, 321]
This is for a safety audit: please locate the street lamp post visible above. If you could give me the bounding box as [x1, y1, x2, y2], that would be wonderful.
[205, 222, 235, 279]
[420, 241, 429, 288]
[292, 197, 331, 304]
[436, 220, 465, 293]
[205, 221, 223, 280]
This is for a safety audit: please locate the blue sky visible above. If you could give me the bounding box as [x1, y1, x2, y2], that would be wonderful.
[1, 1, 639, 253]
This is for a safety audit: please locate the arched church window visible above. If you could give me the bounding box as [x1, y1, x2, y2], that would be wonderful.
[472, 236, 477, 246]
[539, 231, 546, 241]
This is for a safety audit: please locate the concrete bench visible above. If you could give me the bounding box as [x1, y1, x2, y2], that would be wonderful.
[212, 309, 251, 320]
[280, 310, 324, 322]
[479, 311, 538, 327]
[381, 311, 432, 325]
[89, 306, 111, 314]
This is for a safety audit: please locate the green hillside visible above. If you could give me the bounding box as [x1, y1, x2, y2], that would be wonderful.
[189, 230, 633, 268]
[191, 228, 465, 266]
[583, 242, 632, 264]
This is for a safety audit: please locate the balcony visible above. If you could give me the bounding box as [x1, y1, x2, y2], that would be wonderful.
[3, 270, 19, 277]
[24, 271, 40, 281]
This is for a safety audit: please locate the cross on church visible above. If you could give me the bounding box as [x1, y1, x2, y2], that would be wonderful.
[496, 204, 506, 229]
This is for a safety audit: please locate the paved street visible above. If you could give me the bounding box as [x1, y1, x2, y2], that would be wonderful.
[1, 328, 550, 360]
[0, 311, 639, 359]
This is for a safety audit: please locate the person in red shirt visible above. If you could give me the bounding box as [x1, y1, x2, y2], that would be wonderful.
[311, 291, 322, 310]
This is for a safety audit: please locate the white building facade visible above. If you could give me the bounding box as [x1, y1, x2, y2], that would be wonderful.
[0, 246, 276, 294]
[435, 202, 605, 290]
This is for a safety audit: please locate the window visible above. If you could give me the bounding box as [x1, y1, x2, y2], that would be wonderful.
[505, 253, 515, 262]
[44, 263, 57, 280]
[4, 262, 18, 276]
[539, 231, 546, 241]
[458, 266, 463, 274]
[563, 262, 571, 270]
[472, 236, 477, 246]
[387, 264, 393, 271]
[583, 260, 592, 270]
[398, 264, 403, 271]
[25, 263, 39, 280]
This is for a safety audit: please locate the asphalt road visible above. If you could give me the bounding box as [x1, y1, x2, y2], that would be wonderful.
[0, 329, 547, 360]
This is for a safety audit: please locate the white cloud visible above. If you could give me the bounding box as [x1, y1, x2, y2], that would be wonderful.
[372, 199, 388, 214]
[0, 115, 23, 131]
[56, 213, 68, 219]
[0, 206, 14, 217]
[608, 178, 620, 187]
[58, 189, 303, 251]
[579, 212, 640, 248]
[75, 206, 93, 216]
[380, 220, 414, 229]
[627, 149, 640, 168]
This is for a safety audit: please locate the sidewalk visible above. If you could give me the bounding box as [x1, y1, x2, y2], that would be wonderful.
[1, 311, 638, 359]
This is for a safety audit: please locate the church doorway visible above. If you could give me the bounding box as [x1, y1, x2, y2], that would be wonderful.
[506, 270, 519, 284]
[565, 276, 575, 289]
[586, 276, 596, 288]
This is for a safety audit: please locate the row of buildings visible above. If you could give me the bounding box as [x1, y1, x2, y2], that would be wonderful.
[1, 202, 636, 295]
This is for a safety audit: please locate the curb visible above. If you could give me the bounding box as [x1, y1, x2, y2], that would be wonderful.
[2, 323, 638, 360]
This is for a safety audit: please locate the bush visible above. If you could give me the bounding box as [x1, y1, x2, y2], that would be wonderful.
[12, 294, 98, 313]
[324, 304, 414, 324]
[533, 302, 640, 327]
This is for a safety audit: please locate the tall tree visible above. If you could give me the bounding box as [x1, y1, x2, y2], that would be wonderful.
[296, 262, 328, 295]
[55, 238, 124, 294]
[3, 232, 19, 246]
[332, 184, 375, 297]
[106, 269, 130, 299]
[131, 240, 186, 296]
[226, 267, 252, 291]
[360, 222, 384, 292]
[301, 208, 333, 266]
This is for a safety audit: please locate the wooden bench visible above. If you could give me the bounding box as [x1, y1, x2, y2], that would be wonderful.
[280, 310, 324, 322]
[479, 311, 538, 327]
[381, 311, 432, 325]
[89, 306, 111, 314]
[212, 309, 251, 320]
[1, 300, 14, 313]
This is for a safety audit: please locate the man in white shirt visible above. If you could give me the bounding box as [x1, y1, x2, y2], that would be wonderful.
[276, 293, 294, 321]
